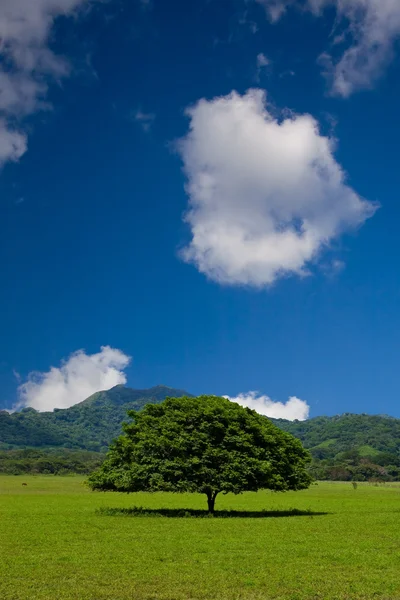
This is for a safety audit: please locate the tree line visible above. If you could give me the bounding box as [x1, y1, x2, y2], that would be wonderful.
[0, 448, 104, 475]
[3, 391, 400, 483]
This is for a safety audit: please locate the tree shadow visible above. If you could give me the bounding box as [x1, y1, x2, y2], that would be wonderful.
[97, 506, 329, 519]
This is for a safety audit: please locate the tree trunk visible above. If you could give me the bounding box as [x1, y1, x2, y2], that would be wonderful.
[206, 491, 218, 514]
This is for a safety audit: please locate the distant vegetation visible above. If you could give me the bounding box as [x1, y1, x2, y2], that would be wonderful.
[276, 414, 400, 481]
[0, 385, 190, 452]
[0, 448, 104, 475]
[2, 386, 400, 481]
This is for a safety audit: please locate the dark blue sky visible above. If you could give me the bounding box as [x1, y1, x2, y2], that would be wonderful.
[1, 0, 400, 417]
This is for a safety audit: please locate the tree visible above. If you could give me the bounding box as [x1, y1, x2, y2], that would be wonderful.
[88, 395, 312, 513]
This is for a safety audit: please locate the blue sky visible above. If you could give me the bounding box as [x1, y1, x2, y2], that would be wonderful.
[1, 0, 400, 419]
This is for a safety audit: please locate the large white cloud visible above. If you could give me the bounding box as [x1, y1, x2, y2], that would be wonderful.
[17, 346, 131, 412]
[177, 89, 376, 287]
[0, 0, 92, 167]
[256, 0, 400, 96]
[226, 391, 310, 421]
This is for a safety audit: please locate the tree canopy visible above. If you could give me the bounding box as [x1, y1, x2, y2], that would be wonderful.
[88, 395, 312, 512]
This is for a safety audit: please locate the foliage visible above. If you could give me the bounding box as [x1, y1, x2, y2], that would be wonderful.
[277, 413, 400, 482]
[276, 413, 400, 456]
[2, 476, 400, 599]
[0, 385, 190, 452]
[3, 386, 400, 481]
[88, 395, 312, 511]
[0, 448, 104, 475]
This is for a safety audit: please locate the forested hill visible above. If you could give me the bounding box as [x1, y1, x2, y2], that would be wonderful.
[0, 385, 191, 452]
[276, 414, 400, 457]
[2, 387, 400, 480]
[277, 414, 400, 480]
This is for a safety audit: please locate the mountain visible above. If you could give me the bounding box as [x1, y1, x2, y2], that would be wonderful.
[276, 413, 400, 480]
[2, 387, 400, 480]
[276, 413, 400, 458]
[0, 385, 191, 452]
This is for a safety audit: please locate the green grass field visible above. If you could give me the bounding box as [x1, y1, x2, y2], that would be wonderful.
[1, 476, 400, 600]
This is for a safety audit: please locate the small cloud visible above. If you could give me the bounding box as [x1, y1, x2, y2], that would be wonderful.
[0, 0, 93, 168]
[238, 12, 259, 34]
[332, 259, 345, 274]
[321, 111, 338, 134]
[133, 109, 156, 132]
[16, 346, 131, 412]
[225, 391, 310, 421]
[257, 53, 270, 68]
[15, 197, 24, 205]
[13, 369, 21, 383]
[256, 0, 400, 96]
[320, 257, 345, 278]
[84, 53, 99, 81]
[279, 69, 295, 78]
[249, 22, 259, 34]
[332, 31, 348, 46]
[329, 259, 346, 276]
[255, 53, 271, 81]
[255, 0, 290, 22]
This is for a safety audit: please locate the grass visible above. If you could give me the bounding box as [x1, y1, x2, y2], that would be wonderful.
[358, 445, 381, 457]
[1, 477, 400, 599]
[312, 438, 338, 449]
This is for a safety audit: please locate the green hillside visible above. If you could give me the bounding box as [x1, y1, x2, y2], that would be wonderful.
[275, 413, 400, 456]
[1, 387, 400, 480]
[277, 414, 400, 480]
[0, 385, 191, 452]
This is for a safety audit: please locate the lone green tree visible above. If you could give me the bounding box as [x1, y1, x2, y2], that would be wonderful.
[88, 395, 312, 513]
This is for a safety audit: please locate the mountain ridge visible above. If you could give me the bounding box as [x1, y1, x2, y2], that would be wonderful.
[2, 386, 400, 481]
[0, 385, 192, 451]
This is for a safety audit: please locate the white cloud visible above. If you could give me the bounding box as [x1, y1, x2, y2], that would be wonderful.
[255, 0, 400, 96]
[257, 53, 270, 68]
[317, 0, 400, 97]
[256, 52, 271, 80]
[17, 346, 131, 412]
[0, 120, 27, 165]
[133, 109, 156, 132]
[226, 391, 310, 420]
[256, 0, 293, 22]
[177, 89, 376, 287]
[0, 0, 92, 167]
